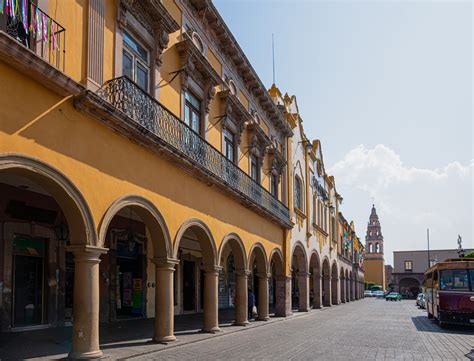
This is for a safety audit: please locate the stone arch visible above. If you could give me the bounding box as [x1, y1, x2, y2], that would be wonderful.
[248, 242, 268, 273]
[340, 267, 345, 303]
[321, 257, 331, 306]
[0, 153, 97, 246]
[349, 271, 354, 300]
[269, 248, 284, 276]
[269, 248, 285, 316]
[218, 233, 247, 271]
[173, 218, 217, 267]
[309, 250, 321, 309]
[331, 261, 338, 305]
[399, 277, 421, 299]
[291, 241, 308, 272]
[99, 195, 172, 258]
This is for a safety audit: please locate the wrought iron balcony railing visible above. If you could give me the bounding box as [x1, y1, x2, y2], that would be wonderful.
[96, 76, 290, 226]
[0, 0, 65, 71]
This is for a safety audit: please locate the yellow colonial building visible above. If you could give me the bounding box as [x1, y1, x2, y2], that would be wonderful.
[0, 0, 363, 359]
[0, 0, 294, 357]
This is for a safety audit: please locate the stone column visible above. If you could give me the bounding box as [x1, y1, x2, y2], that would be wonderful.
[257, 273, 269, 321]
[234, 270, 250, 326]
[152, 258, 178, 343]
[297, 272, 310, 312]
[341, 277, 346, 303]
[67, 245, 107, 360]
[312, 272, 321, 309]
[323, 275, 331, 307]
[203, 266, 221, 333]
[275, 275, 291, 317]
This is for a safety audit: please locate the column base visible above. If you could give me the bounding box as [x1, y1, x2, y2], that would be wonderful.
[153, 335, 177, 344]
[298, 308, 310, 312]
[257, 316, 269, 321]
[233, 320, 249, 326]
[201, 326, 221, 333]
[68, 350, 104, 360]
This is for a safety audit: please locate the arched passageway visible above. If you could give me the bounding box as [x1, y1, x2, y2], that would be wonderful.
[217, 234, 248, 326]
[399, 277, 421, 299]
[249, 244, 269, 321]
[291, 243, 309, 312]
[99, 195, 174, 342]
[322, 258, 331, 306]
[331, 262, 339, 305]
[345, 269, 350, 302]
[0, 154, 102, 358]
[340, 269, 345, 303]
[269, 249, 285, 316]
[349, 271, 354, 301]
[309, 251, 321, 309]
[174, 219, 219, 332]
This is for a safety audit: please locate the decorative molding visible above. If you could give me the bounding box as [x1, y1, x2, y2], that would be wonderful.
[217, 89, 250, 144]
[86, 0, 105, 90]
[117, 0, 179, 69]
[176, 33, 222, 113]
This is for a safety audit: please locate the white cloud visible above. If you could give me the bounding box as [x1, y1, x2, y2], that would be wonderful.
[328, 144, 473, 265]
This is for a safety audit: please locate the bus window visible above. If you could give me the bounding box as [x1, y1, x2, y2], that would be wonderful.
[470, 270, 474, 291]
[440, 270, 469, 291]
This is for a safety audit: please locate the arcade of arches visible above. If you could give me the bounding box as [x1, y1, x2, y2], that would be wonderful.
[0, 155, 363, 359]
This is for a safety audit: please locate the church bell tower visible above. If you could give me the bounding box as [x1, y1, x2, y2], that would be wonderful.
[364, 205, 386, 289]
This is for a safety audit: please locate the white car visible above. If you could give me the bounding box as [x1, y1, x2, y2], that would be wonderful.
[372, 290, 385, 298]
[364, 290, 373, 297]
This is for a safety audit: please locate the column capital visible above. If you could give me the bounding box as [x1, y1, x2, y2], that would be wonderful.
[202, 265, 222, 275]
[235, 269, 252, 278]
[152, 257, 179, 270]
[256, 272, 271, 279]
[66, 245, 108, 263]
[297, 271, 311, 278]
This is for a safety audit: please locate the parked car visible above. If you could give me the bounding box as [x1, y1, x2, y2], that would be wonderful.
[364, 290, 373, 297]
[385, 292, 402, 301]
[416, 293, 425, 308]
[373, 290, 385, 298]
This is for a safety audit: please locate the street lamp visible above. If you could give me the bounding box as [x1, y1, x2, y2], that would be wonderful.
[457, 235, 465, 258]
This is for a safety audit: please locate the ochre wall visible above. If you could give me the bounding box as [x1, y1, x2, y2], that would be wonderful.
[0, 63, 284, 261]
[364, 259, 386, 289]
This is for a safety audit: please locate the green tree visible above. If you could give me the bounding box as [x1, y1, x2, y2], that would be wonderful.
[465, 250, 474, 258]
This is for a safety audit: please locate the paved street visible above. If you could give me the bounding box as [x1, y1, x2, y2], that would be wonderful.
[132, 299, 474, 361]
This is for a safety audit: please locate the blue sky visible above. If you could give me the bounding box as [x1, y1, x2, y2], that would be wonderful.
[214, 0, 473, 265]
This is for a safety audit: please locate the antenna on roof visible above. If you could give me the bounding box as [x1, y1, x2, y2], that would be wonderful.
[272, 33, 276, 85]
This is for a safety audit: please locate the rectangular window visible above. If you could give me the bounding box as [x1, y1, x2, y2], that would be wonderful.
[405, 261, 413, 271]
[271, 174, 278, 198]
[122, 31, 149, 92]
[440, 269, 469, 291]
[250, 155, 260, 183]
[184, 91, 202, 135]
[223, 128, 235, 162]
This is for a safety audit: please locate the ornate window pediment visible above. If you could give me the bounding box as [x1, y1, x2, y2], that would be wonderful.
[246, 115, 272, 165]
[176, 30, 222, 113]
[217, 88, 251, 144]
[266, 137, 286, 177]
[118, 0, 179, 68]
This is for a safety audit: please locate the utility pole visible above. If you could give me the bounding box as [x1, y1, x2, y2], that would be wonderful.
[427, 228, 430, 269]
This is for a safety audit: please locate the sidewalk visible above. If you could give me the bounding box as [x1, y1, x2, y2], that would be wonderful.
[0, 309, 315, 360]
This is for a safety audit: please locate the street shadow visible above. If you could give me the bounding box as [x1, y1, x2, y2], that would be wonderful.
[411, 316, 474, 335]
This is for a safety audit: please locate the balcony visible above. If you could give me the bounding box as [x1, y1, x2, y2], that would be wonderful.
[76, 76, 291, 227]
[0, 1, 65, 71]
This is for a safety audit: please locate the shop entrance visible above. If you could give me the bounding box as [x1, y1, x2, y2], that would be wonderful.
[116, 240, 143, 318]
[12, 236, 45, 327]
[183, 260, 196, 312]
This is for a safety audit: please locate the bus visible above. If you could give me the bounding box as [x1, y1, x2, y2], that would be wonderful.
[423, 258, 474, 326]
